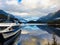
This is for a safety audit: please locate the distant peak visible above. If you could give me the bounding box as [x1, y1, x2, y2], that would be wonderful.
[58, 10, 60, 12]
[0, 10, 7, 14]
[56, 10, 60, 13]
[0, 10, 4, 12]
[0, 10, 5, 13]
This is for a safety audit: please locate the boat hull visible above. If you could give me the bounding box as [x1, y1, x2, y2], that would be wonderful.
[0, 30, 21, 45]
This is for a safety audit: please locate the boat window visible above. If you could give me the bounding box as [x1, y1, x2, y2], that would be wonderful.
[0, 26, 9, 30]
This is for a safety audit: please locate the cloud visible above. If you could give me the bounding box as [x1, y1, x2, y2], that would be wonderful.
[21, 30, 29, 34]
[6, 11, 29, 17]
[0, 0, 60, 17]
[6, 0, 18, 5]
[22, 0, 38, 9]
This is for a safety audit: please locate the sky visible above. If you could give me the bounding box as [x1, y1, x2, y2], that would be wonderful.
[0, 0, 60, 32]
[0, 0, 60, 41]
[0, 0, 60, 17]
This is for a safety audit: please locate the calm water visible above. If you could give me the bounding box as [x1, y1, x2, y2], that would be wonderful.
[21, 25, 60, 36]
[19, 25, 60, 45]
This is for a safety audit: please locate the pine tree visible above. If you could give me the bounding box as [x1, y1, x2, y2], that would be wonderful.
[47, 41, 50, 45]
[52, 32, 57, 45]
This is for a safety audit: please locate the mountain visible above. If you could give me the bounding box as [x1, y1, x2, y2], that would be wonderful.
[0, 10, 15, 18]
[0, 10, 8, 15]
[0, 10, 27, 23]
[23, 16, 40, 22]
[47, 19, 60, 28]
[53, 10, 60, 19]
[37, 13, 53, 23]
[0, 10, 18, 23]
[14, 15, 27, 23]
[0, 10, 8, 19]
[37, 10, 60, 23]
[47, 10, 60, 28]
[14, 16, 40, 23]
[27, 20, 42, 23]
[37, 10, 60, 37]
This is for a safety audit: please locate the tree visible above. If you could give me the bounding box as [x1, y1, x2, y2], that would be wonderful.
[47, 41, 50, 45]
[52, 32, 57, 45]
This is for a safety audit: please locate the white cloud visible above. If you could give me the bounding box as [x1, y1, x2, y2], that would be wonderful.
[6, 0, 18, 5]
[0, 0, 60, 17]
[22, 0, 38, 9]
[5, 11, 30, 17]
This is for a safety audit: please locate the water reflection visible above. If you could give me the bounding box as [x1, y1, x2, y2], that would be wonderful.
[21, 25, 60, 36]
[37, 25, 60, 36]
[20, 25, 60, 45]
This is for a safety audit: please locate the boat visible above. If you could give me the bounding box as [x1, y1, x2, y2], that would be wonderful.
[0, 10, 21, 45]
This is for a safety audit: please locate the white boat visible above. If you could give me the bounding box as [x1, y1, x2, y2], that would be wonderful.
[0, 10, 21, 45]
